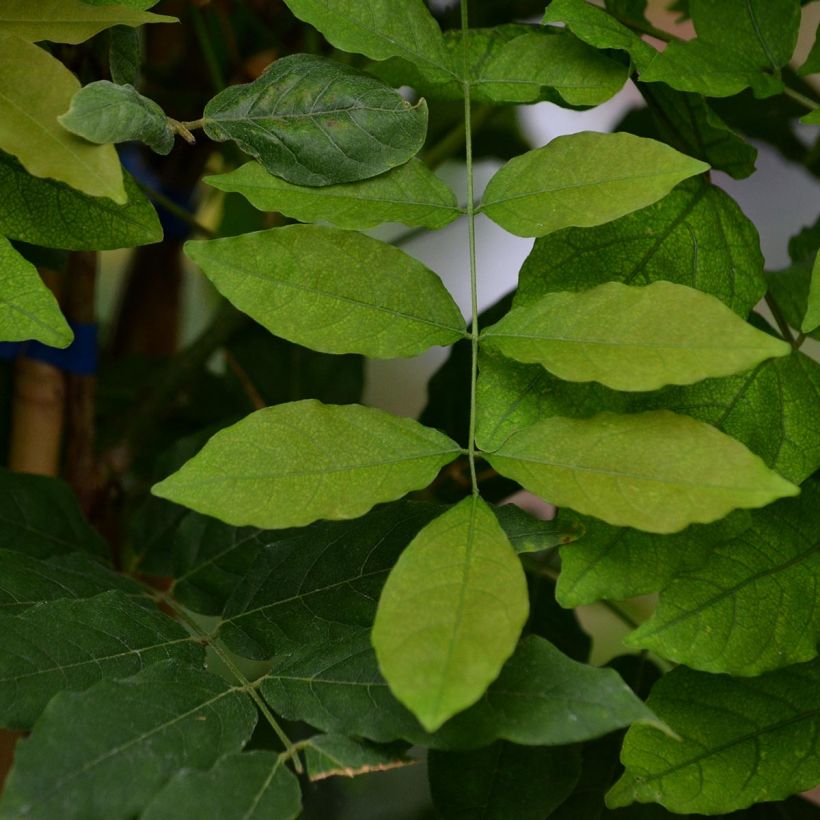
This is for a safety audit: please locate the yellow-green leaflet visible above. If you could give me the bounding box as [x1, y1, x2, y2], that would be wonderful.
[372, 497, 529, 732]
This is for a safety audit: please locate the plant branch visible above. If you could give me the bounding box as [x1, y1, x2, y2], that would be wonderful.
[136, 181, 216, 239]
[422, 105, 494, 170]
[783, 85, 819, 112]
[764, 292, 797, 347]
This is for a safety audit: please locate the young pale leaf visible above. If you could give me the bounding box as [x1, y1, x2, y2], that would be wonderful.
[185, 226, 464, 358]
[481, 132, 708, 238]
[303, 735, 412, 781]
[152, 400, 461, 529]
[262, 633, 660, 748]
[608, 661, 820, 813]
[214, 502, 443, 659]
[0, 32, 125, 202]
[626, 482, 820, 675]
[0, 661, 257, 820]
[0, 236, 72, 348]
[141, 752, 301, 820]
[492, 504, 583, 554]
[282, 0, 453, 82]
[205, 159, 459, 230]
[0, 0, 174, 45]
[0, 549, 143, 614]
[484, 411, 798, 534]
[0, 152, 161, 250]
[481, 281, 790, 391]
[556, 510, 753, 608]
[0, 591, 202, 729]
[428, 742, 581, 820]
[0, 469, 108, 559]
[516, 177, 766, 317]
[372, 497, 529, 732]
[476, 348, 820, 484]
[637, 0, 799, 98]
[202, 55, 428, 187]
[59, 81, 173, 155]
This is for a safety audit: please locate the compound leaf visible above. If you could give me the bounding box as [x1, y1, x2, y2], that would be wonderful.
[261, 633, 660, 748]
[185, 226, 464, 359]
[484, 411, 798, 534]
[153, 400, 461, 529]
[372, 497, 529, 731]
[202, 54, 427, 187]
[0, 0, 174, 45]
[608, 660, 820, 813]
[481, 132, 708, 238]
[516, 177, 766, 317]
[626, 482, 820, 675]
[205, 159, 459, 230]
[0, 151, 161, 250]
[482, 281, 790, 391]
[0, 31, 125, 202]
[59, 81, 173, 155]
[0, 236, 72, 348]
[0, 591, 202, 729]
[0, 661, 257, 820]
[142, 752, 301, 820]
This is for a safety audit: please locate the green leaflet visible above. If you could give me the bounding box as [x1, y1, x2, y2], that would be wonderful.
[482, 281, 790, 391]
[484, 411, 798, 534]
[214, 502, 443, 659]
[302, 735, 411, 781]
[185, 226, 464, 359]
[0, 468, 108, 559]
[261, 633, 660, 748]
[0, 550, 142, 614]
[202, 55, 428, 187]
[372, 497, 529, 731]
[805, 253, 820, 332]
[492, 503, 584, 554]
[0, 591, 202, 729]
[0, 0, 174, 45]
[428, 742, 581, 820]
[475, 349, 820, 484]
[282, 0, 453, 82]
[626, 482, 820, 675]
[0, 661, 257, 820]
[608, 661, 820, 813]
[637, 0, 799, 98]
[59, 81, 173, 155]
[205, 159, 459, 230]
[0, 152, 161, 250]
[480, 132, 709, 238]
[542, 0, 657, 69]
[108, 26, 140, 85]
[515, 177, 766, 318]
[638, 84, 757, 180]
[152, 400, 461, 529]
[0, 236, 72, 348]
[141, 752, 301, 820]
[0, 31, 125, 203]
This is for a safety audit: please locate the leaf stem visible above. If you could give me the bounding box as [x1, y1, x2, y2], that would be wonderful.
[461, 0, 480, 496]
[190, 5, 226, 93]
[135, 180, 216, 239]
[783, 85, 819, 111]
[764, 292, 797, 347]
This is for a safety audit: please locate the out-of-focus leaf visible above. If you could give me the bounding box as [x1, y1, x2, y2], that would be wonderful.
[303, 735, 412, 781]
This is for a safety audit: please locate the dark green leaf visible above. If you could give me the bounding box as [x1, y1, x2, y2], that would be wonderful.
[0, 468, 108, 559]
[59, 81, 173, 155]
[303, 735, 412, 781]
[372, 497, 529, 731]
[205, 159, 459, 230]
[202, 55, 428, 186]
[481, 132, 708, 238]
[609, 660, 820, 813]
[0, 151, 162, 250]
[0, 661, 257, 820]
[108, 25, 140, 85]
[516, 177, 766, 317]
[626, 481, 820, 675]
[153, 400, 461, 529]
[799, 26, 820, 76]
[493, 503, 584, 554]
[428, 741, 581, 819]
[0, 591, 202, 729]
[185, 226, 465, 359]
[142, 752, 301, 820]
[261, 633, 661, 749]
